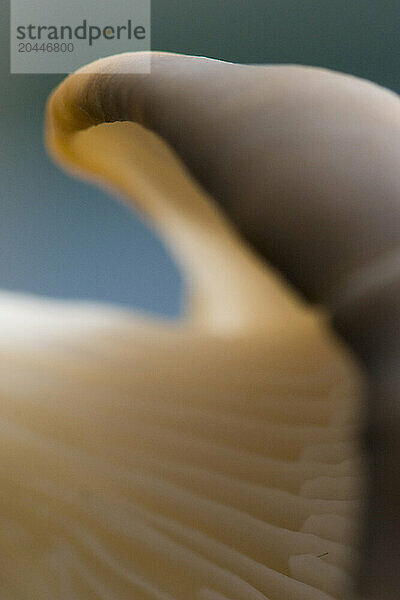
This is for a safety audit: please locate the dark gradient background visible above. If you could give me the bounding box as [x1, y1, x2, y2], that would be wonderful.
[0, 0, 399, 316]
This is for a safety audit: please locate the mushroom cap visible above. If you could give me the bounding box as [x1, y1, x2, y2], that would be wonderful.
[0, 52, 367, 599]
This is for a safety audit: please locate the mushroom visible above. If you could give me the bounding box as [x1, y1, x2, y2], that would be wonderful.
[0, 52, 367, 599]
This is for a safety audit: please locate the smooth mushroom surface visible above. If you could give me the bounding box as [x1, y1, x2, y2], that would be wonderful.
[0, 52, 367, 599]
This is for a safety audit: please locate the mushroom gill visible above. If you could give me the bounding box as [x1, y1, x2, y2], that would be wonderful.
[0, 52, 364, 599]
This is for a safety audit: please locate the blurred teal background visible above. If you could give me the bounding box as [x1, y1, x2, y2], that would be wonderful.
[1, 1, 399, 316]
